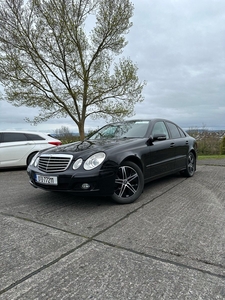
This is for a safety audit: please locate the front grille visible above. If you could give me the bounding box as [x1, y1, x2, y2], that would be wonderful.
[38, 154, 73, 173]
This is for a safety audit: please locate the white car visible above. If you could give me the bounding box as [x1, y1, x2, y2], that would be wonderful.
[0, 131, 62, 168]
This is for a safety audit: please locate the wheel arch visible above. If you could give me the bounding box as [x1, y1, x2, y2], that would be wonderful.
[121, 155, 144, 173]
[26, 151, 38, 166]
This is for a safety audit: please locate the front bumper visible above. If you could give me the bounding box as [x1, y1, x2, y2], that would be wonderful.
[27, 163, 118, 196]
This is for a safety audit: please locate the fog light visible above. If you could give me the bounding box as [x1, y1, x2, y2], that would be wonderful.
[81, 183, 90, 190]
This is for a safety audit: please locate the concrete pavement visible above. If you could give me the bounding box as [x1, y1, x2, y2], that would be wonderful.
[0, 160, 225, 299]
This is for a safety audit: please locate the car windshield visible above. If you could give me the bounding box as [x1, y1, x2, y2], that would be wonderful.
[89, 121, 150, 140]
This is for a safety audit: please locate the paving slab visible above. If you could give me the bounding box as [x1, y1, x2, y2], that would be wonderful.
[0, 214, 86, 292]
[97, 166, 225, 276]
[1, 163, 225, 299]
[0, 241, 224, 300]
[1, 170, 186, 237]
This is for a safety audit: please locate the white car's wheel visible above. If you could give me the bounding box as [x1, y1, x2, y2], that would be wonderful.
[27, 152, 38, 166]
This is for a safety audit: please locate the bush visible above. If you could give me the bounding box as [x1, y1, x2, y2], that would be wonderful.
[220, 136, 225, 155]
[197, 137, 220, 155]
[188, 128, 223, 155]
[53, 126, 79, 144]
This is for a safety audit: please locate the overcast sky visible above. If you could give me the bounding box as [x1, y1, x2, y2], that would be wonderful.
[0, 0, 225, 133]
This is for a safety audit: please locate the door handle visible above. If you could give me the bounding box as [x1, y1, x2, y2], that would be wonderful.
[170, 143, 175, 147]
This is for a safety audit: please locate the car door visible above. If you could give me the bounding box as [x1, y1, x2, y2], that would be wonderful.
[0, 132, 35, 167]
[165, 122, 189, 170]
[144, 121, 176, 179]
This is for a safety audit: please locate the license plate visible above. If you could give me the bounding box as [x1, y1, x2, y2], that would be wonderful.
[35, 174, 58, 185]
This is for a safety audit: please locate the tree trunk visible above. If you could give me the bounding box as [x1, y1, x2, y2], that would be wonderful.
[78, 122, 85, 141]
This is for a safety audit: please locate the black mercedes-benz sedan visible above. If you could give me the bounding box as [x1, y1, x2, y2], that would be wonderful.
[27, 119, 197, 204]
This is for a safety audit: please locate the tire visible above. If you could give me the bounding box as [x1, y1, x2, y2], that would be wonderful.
[27, 152, 37, 166]
[111, 161, 144, 204]
[183, 152, 196, 177]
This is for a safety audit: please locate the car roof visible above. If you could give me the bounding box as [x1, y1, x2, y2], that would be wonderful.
[0, 130, 51, 135]
[109, 119, 175, 124]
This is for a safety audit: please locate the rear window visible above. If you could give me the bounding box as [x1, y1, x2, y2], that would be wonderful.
[25, 134, 45, 141]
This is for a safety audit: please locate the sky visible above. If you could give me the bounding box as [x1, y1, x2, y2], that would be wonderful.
[0, 0, 225, 133]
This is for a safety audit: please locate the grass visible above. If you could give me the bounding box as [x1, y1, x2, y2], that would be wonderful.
[198, 155, 225, 160]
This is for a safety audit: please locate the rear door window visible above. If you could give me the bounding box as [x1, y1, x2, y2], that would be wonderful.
[166, 122, 181, 139]
[178, 127, 186, 137]
[2, 133, 28, 142]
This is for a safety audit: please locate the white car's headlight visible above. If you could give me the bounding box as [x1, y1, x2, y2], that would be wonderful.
[84, 152, 106, 170]
[73, 158, 83, 170]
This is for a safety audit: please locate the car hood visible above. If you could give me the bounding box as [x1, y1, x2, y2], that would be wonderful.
[41, 138, 141, 158]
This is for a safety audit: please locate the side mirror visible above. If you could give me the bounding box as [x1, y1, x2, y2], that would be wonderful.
[153, 133, 167, 141]
[147, 134, 167, 146]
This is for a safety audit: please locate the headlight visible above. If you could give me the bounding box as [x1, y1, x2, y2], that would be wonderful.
[34, 157, 39, 167]
[84, 152, 106, 170]
[30, 153, 39, 166]
[73, 158, 83, 170]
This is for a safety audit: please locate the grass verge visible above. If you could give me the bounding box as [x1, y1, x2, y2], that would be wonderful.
[198, 155, 225, 160]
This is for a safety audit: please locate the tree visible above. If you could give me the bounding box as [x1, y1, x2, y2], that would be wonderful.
[0, 0, 145, 140]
